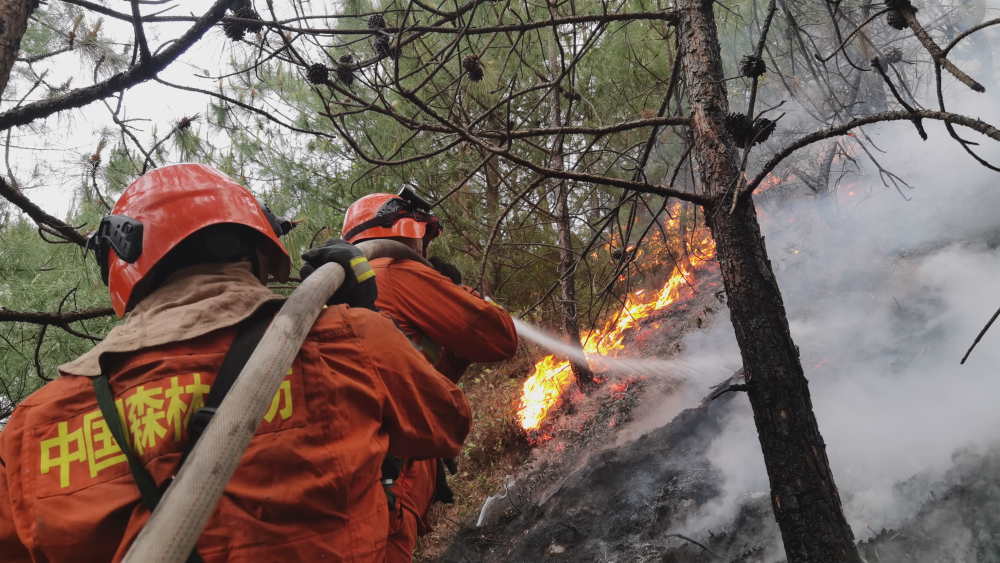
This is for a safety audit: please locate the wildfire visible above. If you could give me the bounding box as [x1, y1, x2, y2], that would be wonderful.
[516, 211, 717, 432]
[756, 171, 796, 194]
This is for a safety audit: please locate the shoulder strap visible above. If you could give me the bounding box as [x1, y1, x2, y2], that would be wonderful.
[185, 300, 281, 450]
[90, 300, 281, 562]
[93, 374, 162, 510]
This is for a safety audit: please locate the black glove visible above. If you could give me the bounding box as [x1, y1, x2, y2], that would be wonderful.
[433, 458, 456, 504]
[428, 256, 462, 285]
[301, 238, 378, 310]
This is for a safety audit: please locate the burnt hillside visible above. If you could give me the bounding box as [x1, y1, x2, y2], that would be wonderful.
[438, 153, 1000, 562]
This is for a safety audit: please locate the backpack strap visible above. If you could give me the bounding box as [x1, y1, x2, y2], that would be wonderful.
[92, 374, 162, 510]
[184, 300, 282, 451]
[90, 300, 281, 562]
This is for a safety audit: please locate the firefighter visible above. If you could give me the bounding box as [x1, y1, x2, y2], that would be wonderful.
[302, 188, 518, 562]
[0, 164, 470, 562]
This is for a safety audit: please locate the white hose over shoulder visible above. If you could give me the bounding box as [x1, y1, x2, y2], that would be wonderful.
[124, 239, 411, 562]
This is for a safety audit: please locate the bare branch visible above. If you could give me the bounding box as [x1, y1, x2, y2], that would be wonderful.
[129, 0, 153, 63]
[898, 4, 985, 93]
[960, 305, 1000, 364]
[0, 0, 239, 132]
[944, 18, 1000, 56]
[871, 57, 926, 140]
[0, 306, 114, 325]
[267, 11, 679, 37]
[747, 110, 1000, 195]
[0, 176, 88, 245]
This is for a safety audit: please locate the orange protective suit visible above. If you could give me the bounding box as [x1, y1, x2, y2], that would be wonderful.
[0, 263, 470, 562]
[370, 257, 517, 562]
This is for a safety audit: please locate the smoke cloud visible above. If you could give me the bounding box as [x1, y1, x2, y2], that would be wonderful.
[669, 83, 1000, 557]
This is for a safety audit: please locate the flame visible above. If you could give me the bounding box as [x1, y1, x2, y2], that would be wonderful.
[756, 171, 796, 194]
[517, 354, 574, 431]
[516, 208, 717, 431]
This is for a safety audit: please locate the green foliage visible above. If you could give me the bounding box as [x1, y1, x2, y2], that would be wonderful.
[0, 219, 113, 416]
[187, 0, 691, 328]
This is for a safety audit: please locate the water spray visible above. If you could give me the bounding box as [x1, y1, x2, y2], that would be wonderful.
[512, 318, 702, 379]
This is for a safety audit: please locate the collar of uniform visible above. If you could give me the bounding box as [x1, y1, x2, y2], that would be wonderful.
[59, 261, 282, 378]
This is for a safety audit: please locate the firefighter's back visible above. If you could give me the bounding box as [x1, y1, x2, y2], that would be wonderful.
[0, 303, 467, 562]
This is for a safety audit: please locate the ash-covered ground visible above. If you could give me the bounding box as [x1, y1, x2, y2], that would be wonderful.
[438, 120, 1000, 562]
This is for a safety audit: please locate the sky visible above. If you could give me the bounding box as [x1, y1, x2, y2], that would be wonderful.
[5, 1, 263, 217]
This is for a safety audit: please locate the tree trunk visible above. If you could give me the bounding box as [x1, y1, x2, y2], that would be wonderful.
[555, 180, 593, 387]
[677, 0, 861, 561]
[548, 28, 593, 388]
[483, 156, 502, 296]
[0, 0, 39, 98]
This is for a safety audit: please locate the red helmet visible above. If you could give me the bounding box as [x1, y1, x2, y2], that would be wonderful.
[341, 188, 442, 244]
[88, 164, 291, 316]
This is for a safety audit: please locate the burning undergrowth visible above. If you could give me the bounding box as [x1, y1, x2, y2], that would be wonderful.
[440, 260, 729, 561]
[516, 203, 717, 435]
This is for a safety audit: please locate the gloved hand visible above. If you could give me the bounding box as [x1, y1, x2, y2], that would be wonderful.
[428, 256, 462, 285]
[433, 458, 456, 504]
[301, 238, 378, 310]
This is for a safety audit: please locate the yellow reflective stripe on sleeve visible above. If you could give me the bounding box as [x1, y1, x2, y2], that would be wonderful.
[350, 256, 375, 282]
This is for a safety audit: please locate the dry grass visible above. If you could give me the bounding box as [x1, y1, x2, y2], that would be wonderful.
[414, 348, 536, 561]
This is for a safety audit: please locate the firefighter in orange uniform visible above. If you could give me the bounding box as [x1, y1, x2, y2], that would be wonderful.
[303, 188, 518, 562]
[0, 164, 470, 562]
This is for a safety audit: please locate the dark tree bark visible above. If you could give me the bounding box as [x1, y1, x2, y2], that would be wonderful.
[483, 157, 502, 296]
[555, 180, 593, 388]
[548, 34, 594, 388]
[677, 0, 861, 561]
[0, 0, 39, 98]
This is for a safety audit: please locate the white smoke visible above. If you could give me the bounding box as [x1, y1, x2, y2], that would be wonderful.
[673, 105, 1000, 555]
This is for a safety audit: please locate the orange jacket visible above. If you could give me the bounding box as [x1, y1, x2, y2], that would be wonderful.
[370, 257, 518, 381]
[0, 264, 470, 563]
[370, 257, 517, 561]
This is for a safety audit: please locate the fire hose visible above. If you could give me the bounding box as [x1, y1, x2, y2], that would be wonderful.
[122, 239, 418, 562]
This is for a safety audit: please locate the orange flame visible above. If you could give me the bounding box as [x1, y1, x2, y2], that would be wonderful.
[516, 211, 717, 431]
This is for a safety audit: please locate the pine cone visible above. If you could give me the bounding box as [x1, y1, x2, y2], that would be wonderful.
[223, 19, 246, 41]
[337, 55, 355, 86]
[368, 13, 386, 29]
[884, 47, 903, 64]
[463, 55, 484, 82]
[177, 115, 196, 130]
[374, 35, 398, 59]
[751, 117, 775, 145]
[886, 10, 907, 30]
[233, 6, 264, 33]
[739, 55, 766, 78]
[306, 63, 329, 85]
[725, 112, 754, 147]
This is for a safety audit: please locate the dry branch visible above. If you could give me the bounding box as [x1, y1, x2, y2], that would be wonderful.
[250, 11, 679, 36]
[0, 0, 239, 132]
[898, 6, 985, 93]
[0, 307, 114, 325]
[746, 110, 1000, 195]
[0, 177, 88, 245]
